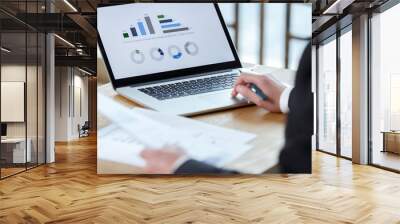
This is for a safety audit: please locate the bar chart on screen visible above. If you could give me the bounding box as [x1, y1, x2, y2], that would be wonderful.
[122, 14, 191, 40]
[157, 14, 190, 34]
[122, 14, 156, 39]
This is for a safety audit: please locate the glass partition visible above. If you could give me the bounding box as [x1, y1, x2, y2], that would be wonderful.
[1, 30, 28, 177]
[0, 1, 46, 179]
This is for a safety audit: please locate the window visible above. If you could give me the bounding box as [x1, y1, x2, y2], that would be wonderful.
[218, 3, 236, 44]
[315, 25, 352, 159]
[370, 3, 400, 171]
[339, 29, 352, 158]
[263, 4, 286, 68]
[288, 4, 311, 70]
[219, 3, 311, 69]
[238, 4, 261, 64]
[317, 37, 337, 154]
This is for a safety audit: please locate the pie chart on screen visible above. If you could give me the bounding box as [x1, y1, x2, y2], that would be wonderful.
[150, 47, 165, 61]
[184, 41, 199, 56]
[168, 45, 182, 59]
[130, 49, 145, 64]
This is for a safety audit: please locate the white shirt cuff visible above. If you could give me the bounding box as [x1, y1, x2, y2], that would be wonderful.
[279, 86, 293, 114]
[171, 155, 190, 172]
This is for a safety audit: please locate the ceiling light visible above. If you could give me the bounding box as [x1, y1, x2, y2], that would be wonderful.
[54, 34, 75, 48]
[323, 0, 354, 15]
[63, 0, 78, 12]
[1, 47, 11, 53]
[78, 67, 93, 76]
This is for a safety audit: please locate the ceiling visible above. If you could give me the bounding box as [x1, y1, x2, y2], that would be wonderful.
[0, 0, 394, 73]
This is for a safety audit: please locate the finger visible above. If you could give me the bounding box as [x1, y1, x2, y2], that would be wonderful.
[237, 73, 267, 88]
[235, 85, 264, 106]
[231, 79, 243, 96]
[233, 75, 260, 96]
[231, 83, 243, 97]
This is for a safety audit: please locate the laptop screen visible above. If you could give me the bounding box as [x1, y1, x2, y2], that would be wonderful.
[97, 3, 239, 85]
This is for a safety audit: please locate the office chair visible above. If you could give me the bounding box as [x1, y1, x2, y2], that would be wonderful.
[79, 121, 90, 138]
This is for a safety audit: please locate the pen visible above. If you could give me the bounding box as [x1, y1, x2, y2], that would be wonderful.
[239, 69, 269, 101]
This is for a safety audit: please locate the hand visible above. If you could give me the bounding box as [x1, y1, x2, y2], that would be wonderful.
[140, 146, 186, 174]
[232, 72, 286, 112]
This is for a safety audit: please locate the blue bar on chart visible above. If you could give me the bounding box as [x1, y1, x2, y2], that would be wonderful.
[161, 23, 181, 29]
[137, 22, 146, 35]
[157, 14, 190, 34]
[130, 27, 138, 37]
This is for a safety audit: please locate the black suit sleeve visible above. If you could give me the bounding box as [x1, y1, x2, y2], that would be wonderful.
[278, 43, 312, 173]
[174, 159, 238, 174]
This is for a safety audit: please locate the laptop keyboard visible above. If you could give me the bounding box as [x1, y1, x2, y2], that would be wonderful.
[138, 73, 239, 100]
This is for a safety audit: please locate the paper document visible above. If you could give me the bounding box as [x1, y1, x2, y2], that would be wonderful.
[98, 93, 256, 172]
[133, 107, 255, 145]
[98, 124, 146, 167]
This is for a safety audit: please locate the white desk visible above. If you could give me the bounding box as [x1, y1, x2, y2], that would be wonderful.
[1, 138, 31, 163]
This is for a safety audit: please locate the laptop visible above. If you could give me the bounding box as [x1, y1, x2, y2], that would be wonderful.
[97, 3, 249, 116]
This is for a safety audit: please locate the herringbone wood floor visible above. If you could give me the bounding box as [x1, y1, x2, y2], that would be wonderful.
[0, 135, 399, 224]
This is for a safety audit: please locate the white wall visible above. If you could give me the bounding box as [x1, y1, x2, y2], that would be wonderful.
[54, 67, 89, 141]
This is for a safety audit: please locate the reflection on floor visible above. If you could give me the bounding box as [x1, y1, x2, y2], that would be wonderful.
[0, 162, 43, 179]
[0, 167, 25, 178]
[0, 135, 400, 223]
[373, 150, 400, 171]
[341, 147, 352, 159]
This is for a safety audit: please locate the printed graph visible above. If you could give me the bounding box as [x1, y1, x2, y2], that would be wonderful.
[157, 14, 189, 34]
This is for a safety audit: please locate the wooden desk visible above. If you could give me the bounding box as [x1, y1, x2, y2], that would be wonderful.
[381, 131, 400, 154]
[97, 64, 295, 174]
